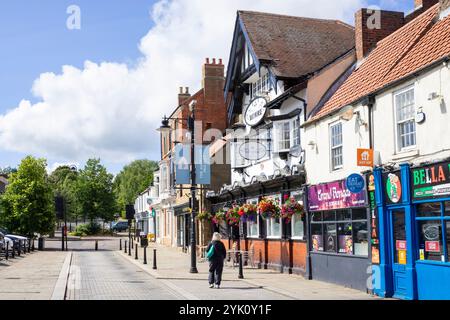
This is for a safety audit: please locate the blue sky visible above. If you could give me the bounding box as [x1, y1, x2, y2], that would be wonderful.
[0, 0, 413, 173]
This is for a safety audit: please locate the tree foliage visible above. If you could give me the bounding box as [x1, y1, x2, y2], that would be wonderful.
[77, 159, 116, 223]
[49, 166, 79, 221]
[113, 160, 158, 217]
[0, 156, 55, 237]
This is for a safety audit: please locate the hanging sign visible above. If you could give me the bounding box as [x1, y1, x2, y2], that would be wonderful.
[411, 161, 450, 201]
[346, 174, 366, 194]
[357, 148, 374, 167]
[239, 140, 267, 161]
[244, 97, 268, 127]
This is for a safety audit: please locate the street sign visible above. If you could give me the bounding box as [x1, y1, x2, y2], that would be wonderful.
[357, 148, 374, 167]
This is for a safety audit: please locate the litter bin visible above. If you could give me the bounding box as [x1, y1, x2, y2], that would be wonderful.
[38, 237, 45, 251]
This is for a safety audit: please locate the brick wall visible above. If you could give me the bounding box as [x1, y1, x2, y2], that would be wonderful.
[355, 9, 404, 61]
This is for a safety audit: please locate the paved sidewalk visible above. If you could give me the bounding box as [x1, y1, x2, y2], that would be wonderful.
[0, 251, 68, 300]
[120, 240, 379, 300]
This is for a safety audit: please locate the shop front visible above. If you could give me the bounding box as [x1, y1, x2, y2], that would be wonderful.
[174, 203, 191, 252]
[307, 178, 370, 291]
[374, 161, 450, 300]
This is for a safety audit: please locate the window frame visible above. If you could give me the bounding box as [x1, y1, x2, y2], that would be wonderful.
[330, 122, 343, 171]
[290, 191, 305, 240]
[394, 85, 416, 152]
[246, 198, 260, 238]
[265, 194, 282, 239]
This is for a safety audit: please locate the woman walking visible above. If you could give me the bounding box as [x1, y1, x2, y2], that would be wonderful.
[206, 232, 227, 289]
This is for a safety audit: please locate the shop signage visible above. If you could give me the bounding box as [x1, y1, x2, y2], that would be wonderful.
[357, 148, 374, 167]
[239, 140, 267, 161]
[308, 180, 367, 212]
[383, 171, 402, 204]
[367, 173, 380, 265]
[398, 250, 407, 265]
[411, 161, 450, 201]
[425, 241, 441, 253]
[396, 240, 407, 250]
[346, 174, 365, 194]
[244, 97, 268, 127]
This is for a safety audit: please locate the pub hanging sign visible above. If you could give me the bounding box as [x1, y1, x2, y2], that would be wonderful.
[411, 161, 450, 201]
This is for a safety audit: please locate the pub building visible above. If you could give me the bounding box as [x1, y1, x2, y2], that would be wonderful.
[373, 160, 450, 300]
[306, 176, 371, 291]
[207, 10, 356, 275]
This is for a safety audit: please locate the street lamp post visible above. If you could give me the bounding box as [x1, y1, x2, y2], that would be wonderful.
[157, 101, 199, 274]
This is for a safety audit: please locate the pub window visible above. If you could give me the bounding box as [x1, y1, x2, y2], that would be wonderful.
[292, 117, 301, 147]
[266, 217, 282, 238]
[275, 122, 291, 152]
[394, 86, 416, 151]
[291, 191, 305, 240]
[247, 198, 259, 238]
[310, 209, 369, 256]
[330, 122, 343, 171]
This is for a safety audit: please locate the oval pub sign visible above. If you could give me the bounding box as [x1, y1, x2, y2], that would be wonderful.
[244, 97, 267, 127]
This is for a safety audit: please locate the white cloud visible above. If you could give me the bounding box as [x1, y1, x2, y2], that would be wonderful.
[0, 0, 365, 165]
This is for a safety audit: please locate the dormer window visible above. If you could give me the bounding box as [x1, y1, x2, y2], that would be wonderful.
[251, 74, 271, 99]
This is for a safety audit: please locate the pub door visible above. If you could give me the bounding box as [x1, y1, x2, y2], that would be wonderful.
[388, 208, 415, 300]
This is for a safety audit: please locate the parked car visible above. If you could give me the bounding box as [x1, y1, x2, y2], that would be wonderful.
[111, 220, 129, 232]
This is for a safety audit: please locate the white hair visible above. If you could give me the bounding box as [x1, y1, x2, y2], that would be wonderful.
[212, 232, 221, 241]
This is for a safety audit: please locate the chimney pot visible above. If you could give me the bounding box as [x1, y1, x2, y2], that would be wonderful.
[219, 58, 223, 65]
[213, 58, 217, 64]
[206, 58, 210, 64]
[179, 87, 183, 94]
[185, 87, 189, 94]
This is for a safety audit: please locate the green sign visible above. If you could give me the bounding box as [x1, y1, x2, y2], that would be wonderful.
[411, 161, 450, 200]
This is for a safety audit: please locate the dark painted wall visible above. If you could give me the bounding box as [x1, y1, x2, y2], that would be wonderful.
[311, 253, 370, 292]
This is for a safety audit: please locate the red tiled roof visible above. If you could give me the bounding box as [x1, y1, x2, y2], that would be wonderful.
[310, 5, 450, 122]
[239, 11, 355, 78]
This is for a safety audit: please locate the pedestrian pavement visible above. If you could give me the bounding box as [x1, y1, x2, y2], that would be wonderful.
[0, 250, 68, 300]
[120, 239, 379, 300]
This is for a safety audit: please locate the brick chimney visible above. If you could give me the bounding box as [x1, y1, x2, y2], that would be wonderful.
[440, 0, 450, 18]
[178, 87, 190, 106]
[406, 0, 439, 23]
[202, 57, 227, 132]
[355, 9, 405, 61]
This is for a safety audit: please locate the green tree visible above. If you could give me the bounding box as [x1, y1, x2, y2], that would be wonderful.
[77, 159, 116, 224]
[113, 160, 158, 217]
[0, 156, 55, 237]
[48, 166, 79, 223]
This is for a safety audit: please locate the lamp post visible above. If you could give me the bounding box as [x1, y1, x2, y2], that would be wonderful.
[157, 101, 199, 274]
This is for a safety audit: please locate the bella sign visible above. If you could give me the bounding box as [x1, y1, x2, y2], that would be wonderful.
[411, 161, 450, 200]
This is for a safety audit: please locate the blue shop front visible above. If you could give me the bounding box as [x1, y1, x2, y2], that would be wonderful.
[373, 161, 450, 300]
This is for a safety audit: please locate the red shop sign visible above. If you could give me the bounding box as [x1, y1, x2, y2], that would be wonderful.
[425, 241, 441, 253]
[396, 240, 407, 250]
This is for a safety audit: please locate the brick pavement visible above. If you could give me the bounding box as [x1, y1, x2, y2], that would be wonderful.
[121, 240, 379, 300]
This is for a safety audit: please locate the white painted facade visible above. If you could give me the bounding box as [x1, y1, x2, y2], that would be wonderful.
[304, 61, 450, 185]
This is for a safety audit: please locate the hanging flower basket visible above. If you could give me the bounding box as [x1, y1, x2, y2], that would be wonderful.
[281, 195, 305, 223]
[225, 205, 242, 226]
[212, 209, 226, 225]
[258, 197, 281, 219]
[196, 211, 212, 222]
[240, 203, 258, 223]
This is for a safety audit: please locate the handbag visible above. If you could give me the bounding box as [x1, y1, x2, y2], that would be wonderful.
[206, 243, 215, 260]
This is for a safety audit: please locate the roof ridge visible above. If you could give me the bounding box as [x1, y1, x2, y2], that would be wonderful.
[238, 10, 349, 25]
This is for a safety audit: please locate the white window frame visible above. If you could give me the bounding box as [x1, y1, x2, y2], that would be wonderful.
[394, 85, 416, 152]
[275, 121, 291, 152]
[231, 141, 249, 168]
[290, 191, 305, 240]
[292, 116, 301, 148]
[265, 195, 282, 239]
[246, 198, 260, 238]
[250, 73, 272, 99]
[330, 122, 343, 171]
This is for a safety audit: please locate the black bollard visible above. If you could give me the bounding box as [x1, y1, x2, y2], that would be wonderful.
[32, 239, 35, 252]
[28, 240, 31, 253]
[128, 239, 131, 256]
[11, 243, 15, 258]
[23, 241, 27, 254]
[95, 240, 98, 251]
[153, 249, 157, 270]
[238, 252, 244, 279]
[143, 246, 147, 265]
[120, 239, 122, 251]
[124, 240, 127, 253]
[17, 241, 21, 257]
[135, 243, 138, 260]
[5, 242, 9, 260]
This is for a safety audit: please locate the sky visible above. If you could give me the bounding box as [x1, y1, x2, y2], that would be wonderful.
[0, 0, 413, 174]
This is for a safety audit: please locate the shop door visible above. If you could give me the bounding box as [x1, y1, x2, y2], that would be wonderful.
[389, 209, 410, 299]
